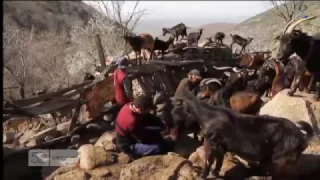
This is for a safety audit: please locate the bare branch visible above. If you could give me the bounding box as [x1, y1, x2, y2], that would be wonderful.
[269, 1, 308, 23]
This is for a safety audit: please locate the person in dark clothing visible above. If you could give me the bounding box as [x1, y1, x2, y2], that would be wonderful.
[174, 69, 203, 98]
[115, 94, 169, 159]
[170, 69, 203, 141]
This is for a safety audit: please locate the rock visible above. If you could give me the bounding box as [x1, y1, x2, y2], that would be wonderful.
[78, 144, 116, 170]
[26, 139, 38, 147]
[57, 121, 71, 134]
[45, 166, 77, 180]
[54, 169, 90, 180]
[3, 132, 22, 144]
[117, 153, 132, 165]
[119, 153, 200, 180]
[87, 166, 112, 179]
[19, 130, 37, 145]
[31, 127, 60, 142]
[259, 89, 316, 125]
[188, 146, 248, 178]
[94, 131, 117, 151]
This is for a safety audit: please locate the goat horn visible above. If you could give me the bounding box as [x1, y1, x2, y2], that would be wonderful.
[283, 19, 298, 34]
[284, 16, 318, 34]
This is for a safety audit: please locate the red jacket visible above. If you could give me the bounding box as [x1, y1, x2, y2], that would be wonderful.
[114, 69, 131, 105]
[115, 103, 141, 137]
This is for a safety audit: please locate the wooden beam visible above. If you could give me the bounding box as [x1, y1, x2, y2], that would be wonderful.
[11, 81, 93, 107]
[95, 34, 106, 69]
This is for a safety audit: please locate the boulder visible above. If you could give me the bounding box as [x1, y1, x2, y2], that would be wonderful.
[54, 169, 90, 180]
[94, 131, 117, 151]
[3, 132, 22, 144]
[188, 146, 249, 178]
[78, 144, 116, 170]
[119, 153, 200, 180]
[259, 89, 318, 127]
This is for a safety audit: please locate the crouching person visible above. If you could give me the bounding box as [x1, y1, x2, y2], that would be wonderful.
[115, 94, 170, 160]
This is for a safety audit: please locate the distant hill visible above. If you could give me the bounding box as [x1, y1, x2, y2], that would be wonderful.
[197, 23, 235, 41]
[223, 1, 320, 53]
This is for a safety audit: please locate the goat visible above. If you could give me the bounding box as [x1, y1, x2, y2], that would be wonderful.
[275, 16, 320, 100]
[200, 69, 262, 114]
[175, 87, 314, 179]
[187, 29, 203, 46]
[239, 52, 267, 69]
[154, 36, 175, 60]
[123, 33, 155, 65]
[214, 32, 225, 45]
[230, 34, 253, 54]
[271, 60, 285, 98]
[162, 23, 188, 42]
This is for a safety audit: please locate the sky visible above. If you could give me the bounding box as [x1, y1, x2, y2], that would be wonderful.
[85, 1, 273, 23]
[83, 1, 274, 34]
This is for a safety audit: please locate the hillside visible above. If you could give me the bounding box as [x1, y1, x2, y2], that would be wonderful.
[197, 23, 235, 41]
[3, 1, 95, 33]
[223, 1, 320, 53]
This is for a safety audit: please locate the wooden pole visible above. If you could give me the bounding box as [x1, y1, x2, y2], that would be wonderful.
[94, 34, 107, 70]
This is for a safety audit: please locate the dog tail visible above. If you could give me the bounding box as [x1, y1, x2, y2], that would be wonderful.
[295, 121, 314, 142]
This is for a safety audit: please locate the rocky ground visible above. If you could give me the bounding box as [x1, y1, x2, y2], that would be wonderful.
[3, 89, 320, 180]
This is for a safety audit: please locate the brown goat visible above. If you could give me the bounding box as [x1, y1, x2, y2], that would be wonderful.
[271, 60, 285, 98]
[239, 53, 267, 69]
[230, 34, 253, 54]
[123, 33, 155, 65]
[230, 91, 263, 115]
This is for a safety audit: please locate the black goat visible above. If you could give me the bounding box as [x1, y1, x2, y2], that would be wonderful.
[230, 34, 253, 54]
[187, 29, 203, 46]
[214, 32, 225, 45]
[162, 23, 188, 42]
[175, 88, 313, 180]
[275, 16, 320, 100]
[154, 36, 175, 60]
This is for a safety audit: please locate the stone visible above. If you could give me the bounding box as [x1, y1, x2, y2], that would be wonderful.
[94, 131, 117, 151]
[3, 132, 22, 144]
[31, 127, 60, 142]
[119, 153, 200, 180]
[259, 89, 316, 126]
[78, 144, 116, 170]
[19, 130, 37, 145]
[188, 146, 248, 178]
[54, 169, 90, 180]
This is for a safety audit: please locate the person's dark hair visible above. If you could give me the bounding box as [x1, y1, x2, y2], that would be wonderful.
[134, 94, 154, 110]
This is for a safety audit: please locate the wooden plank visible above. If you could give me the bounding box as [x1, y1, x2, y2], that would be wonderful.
[95, 34, 107, 69]
[158, 71, 175, 95]
[11, 80, 93, 107]
[141, 75, 155, 95]
[149, 59, 205, 66]
[5, 99, 79, 116]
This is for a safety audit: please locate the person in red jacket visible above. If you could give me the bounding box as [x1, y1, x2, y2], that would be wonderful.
[114, 57, 134, 106]
[115, 94, 168, 159]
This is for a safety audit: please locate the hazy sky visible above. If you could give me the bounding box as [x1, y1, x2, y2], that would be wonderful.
[85, 1, 273, 23]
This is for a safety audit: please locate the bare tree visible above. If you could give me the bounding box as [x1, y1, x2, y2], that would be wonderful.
[269, 1, 308, 23]
[69, 1, 148, 74]
[3, 25, 35, 99]
[96, 1, 148, 34]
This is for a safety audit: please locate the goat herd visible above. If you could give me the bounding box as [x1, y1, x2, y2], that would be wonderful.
[122, 16, 319, 179]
